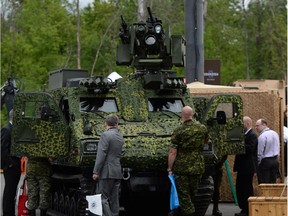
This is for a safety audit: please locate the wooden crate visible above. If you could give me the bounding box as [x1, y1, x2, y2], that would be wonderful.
[248, 196, 287, 216]
[259, 184, 287, 197]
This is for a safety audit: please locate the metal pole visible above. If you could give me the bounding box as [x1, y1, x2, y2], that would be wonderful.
[196, 0, 204, 82]
[184, 0, 204, 83]
[184, 0, 195, 83]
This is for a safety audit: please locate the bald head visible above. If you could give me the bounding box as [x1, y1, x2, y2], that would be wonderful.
[181, 106, 194, 122]
[243, 116, 252, 131]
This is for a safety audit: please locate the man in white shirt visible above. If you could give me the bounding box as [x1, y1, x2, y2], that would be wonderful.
[255, 118, 280, 183]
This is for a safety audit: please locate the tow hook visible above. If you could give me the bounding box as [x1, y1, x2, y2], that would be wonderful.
[122, 168, 131, 180]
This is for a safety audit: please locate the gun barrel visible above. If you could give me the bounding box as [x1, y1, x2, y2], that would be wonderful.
[147, 7, 154, 22]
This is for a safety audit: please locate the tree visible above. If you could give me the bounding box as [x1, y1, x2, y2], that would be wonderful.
[246, 0, 287, 80]
[205, 0, 247, 85]
[76, 0, 81, 69]
[1, 0, 76, 89]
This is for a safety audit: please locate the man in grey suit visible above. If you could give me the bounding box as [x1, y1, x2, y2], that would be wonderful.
[92, 114, 124, 216]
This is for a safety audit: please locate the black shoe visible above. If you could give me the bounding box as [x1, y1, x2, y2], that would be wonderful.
[212, 209, 222, 216]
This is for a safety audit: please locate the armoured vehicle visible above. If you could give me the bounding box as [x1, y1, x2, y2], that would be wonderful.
[10, 7, 244, 216]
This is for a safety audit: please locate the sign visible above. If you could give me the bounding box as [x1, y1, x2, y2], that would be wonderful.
[204, 60, 221, 85]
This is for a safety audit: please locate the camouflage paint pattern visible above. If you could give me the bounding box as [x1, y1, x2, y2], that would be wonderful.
[192, 96, 210, 122]
[11, 92, 69, 158]
[169, 118, 206, 212]
[26, 175, 51, 210]
[171, 119, 208, 175]
[11, 76, 244, 171]
[176, 174, 202, 215]
[26, 157, 52, 210]
[117, 78, 148, 122]
[203, 94, 245, 160]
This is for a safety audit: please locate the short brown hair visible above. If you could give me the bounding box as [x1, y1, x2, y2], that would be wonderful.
[261, 118, 268, 126]
[105, 114, 119, 126]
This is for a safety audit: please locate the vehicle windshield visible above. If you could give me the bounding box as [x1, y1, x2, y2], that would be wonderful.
[80, 97, 118, 113]
[148, 98, 183, 112]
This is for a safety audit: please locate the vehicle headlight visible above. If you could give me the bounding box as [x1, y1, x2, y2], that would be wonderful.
[155, 24, 162, 34]
[86, 142, 97, 151]
[137, 24, 146, 32]
[81, 139, 98, 154]
[145, 35, 156, 45]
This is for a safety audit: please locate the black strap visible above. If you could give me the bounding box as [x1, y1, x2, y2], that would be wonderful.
[92, 181, 100, 194]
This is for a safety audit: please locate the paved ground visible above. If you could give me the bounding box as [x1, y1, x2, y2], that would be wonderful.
[205, 203, 241, 216]
[0, 173, 243, 216]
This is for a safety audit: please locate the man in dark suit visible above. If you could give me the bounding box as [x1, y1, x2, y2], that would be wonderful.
[92, 114, 124, 216]
[233, 116, 258, 216]
[1, 109, 21, 216]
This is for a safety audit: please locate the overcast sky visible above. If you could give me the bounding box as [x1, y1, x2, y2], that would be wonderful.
[79, 0, 94, 8]
[77, 0, 252, 9]
[67, 0, 94, 8]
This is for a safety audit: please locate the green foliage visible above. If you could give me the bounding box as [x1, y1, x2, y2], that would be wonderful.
[246, 0, 287, 80]
[205, 0, 247, 84]
[205, 0, 286, 84]
[1, 0, 75, 88]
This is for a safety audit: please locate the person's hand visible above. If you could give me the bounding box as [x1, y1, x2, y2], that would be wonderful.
[167, 168, 173, 175]
[92, 173, 99, 181]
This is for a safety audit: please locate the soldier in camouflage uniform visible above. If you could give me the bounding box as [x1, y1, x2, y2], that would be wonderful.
[26, 157, 52, 216]
[167, 106, 208, 216]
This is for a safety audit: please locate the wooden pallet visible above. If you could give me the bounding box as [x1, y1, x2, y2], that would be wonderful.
[248, 196, 287, 216]
[259, 184, 287, 197]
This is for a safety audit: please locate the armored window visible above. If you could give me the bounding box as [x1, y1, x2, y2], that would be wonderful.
[59, 97, 70, 122]
[80, 97, 118, 113]
[22, 101, 48, 118]
[213, 102, 238, 119]
[148, 98, 183, 112]
[21, 101, 60, 122]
